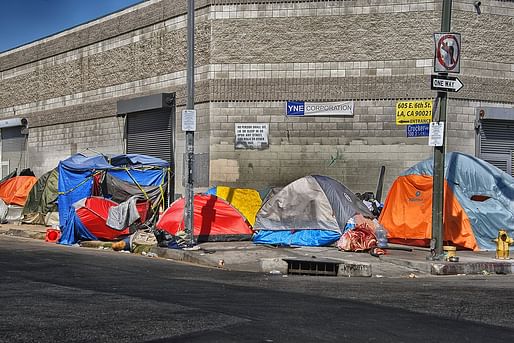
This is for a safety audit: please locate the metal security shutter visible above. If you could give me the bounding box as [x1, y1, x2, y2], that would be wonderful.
[479, 119, 514, 176]
[126, 109, 173, 162]
[1, 126, 26, 175]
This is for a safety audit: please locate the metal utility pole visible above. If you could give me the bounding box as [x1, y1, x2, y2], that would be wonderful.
[431, 0, 453, 259]
[184, 0, 195, 247]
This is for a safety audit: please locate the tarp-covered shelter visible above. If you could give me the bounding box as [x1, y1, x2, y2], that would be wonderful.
[156, 194, 253, 242]
[253, 175, 374, 246]
[72, 197, 149, 241]
[22, 168, 59, 225]
[58, 153, 168, 245]
[0, 175, 37, 206]
[206, 186, 262, 226]
[379, 152, 514, 251]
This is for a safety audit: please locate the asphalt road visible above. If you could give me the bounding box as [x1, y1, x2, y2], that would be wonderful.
[1, 236, 513, 343]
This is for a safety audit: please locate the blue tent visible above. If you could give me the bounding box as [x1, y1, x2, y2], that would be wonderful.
[58, 153, 169, 245]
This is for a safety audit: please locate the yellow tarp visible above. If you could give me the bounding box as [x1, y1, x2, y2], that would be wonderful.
[215, 186, 262, 226]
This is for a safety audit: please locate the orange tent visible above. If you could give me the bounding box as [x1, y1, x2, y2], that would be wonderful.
[379, 174, 478, 250]
[0, 176, 38, 206]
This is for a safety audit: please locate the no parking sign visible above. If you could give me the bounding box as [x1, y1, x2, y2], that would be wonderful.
[434, 32, 461, 73]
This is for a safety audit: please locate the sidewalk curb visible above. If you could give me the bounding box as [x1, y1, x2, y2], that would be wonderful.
[379, 256, 432, 273]
[381, 255, 514, 275]
[3, 225, 512, 277]
[4, 228, 46, 241]
[151, 247, 373, 276]
[431, 262, 514, 275]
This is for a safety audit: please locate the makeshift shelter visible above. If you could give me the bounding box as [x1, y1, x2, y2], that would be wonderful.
[253, 175, 374, 246]
[156, 194, 253, 242]
[22, 168, 59, 225]
[206, 186, 262, 226]
[0, 175, 37, 206]
[58, 153, 169, 245]
[379, 152, 514, 251]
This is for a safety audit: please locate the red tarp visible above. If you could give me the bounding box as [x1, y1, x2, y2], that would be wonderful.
[0, 176, 37, 206]
[76, 197, 149, 241]
[157, 194, 253, 242]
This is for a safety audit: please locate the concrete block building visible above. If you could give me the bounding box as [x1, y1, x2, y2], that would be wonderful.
[0, 0, 513, 198]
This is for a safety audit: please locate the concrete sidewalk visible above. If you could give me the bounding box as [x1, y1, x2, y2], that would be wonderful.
[1, 222, 513, 277]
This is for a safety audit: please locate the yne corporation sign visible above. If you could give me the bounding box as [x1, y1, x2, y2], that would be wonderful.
[434, 32, 461, 73]
[286, 101, 354, 116]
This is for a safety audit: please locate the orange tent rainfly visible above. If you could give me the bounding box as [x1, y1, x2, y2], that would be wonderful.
[379, 173, 477, 250]
[0, 176, 37, 206]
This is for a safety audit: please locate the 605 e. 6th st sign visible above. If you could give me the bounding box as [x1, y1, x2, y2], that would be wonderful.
[396, 100, 433, 125]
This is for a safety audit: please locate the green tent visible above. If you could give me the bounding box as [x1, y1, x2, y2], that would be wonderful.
[22, 169, 58, 225]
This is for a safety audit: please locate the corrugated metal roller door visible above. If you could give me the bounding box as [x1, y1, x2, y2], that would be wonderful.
[126, 109, 172, 162]
[1, 126, 26, 175]
[479, 119, 514, 176]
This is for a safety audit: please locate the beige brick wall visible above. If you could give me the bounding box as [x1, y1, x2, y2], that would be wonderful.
[26, 117, 125, 176]
[0, 0, 512, 196]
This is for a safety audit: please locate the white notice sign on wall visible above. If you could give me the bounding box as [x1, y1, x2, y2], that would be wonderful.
[235, 123, 269, 150]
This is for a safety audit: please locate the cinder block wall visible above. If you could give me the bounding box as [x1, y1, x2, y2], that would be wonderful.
[207, 0, 514, 194]
[0, 0, 512, 196]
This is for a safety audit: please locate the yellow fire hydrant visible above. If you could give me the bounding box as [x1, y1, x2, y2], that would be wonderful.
[494, 229, 514, 260]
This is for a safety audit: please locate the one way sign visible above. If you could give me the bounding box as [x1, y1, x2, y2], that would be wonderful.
[431, 75, 463, 92]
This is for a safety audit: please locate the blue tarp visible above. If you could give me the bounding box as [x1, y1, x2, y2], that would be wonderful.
[107, 169, 166, 187]
[110, 154, 169, 168]
[253, 230, 341, 247]
[58, 154, 111, 232]
[59, 207, 98, 245]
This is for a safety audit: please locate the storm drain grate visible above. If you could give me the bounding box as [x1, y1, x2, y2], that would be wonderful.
[283, 259, 339, 276]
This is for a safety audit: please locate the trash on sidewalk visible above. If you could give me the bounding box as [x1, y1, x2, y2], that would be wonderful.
[337, 221, 377, 252]
[111, 230, 158, 254]
[443, 245, 457, 261]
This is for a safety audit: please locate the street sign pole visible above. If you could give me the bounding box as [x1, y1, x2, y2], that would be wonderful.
[184, 0, 195, 247]
[431, 0, 452, 260]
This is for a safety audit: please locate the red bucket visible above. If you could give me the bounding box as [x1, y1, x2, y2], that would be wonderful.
[45, 228, 61, 243]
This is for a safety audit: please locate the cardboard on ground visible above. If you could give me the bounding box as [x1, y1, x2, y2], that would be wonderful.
[396, 100, 433, 125]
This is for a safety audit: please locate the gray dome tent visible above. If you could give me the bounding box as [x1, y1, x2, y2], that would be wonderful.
[253, 175, 374, 246]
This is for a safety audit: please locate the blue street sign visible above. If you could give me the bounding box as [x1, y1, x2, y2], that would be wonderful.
[407, 124, 430, 137]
